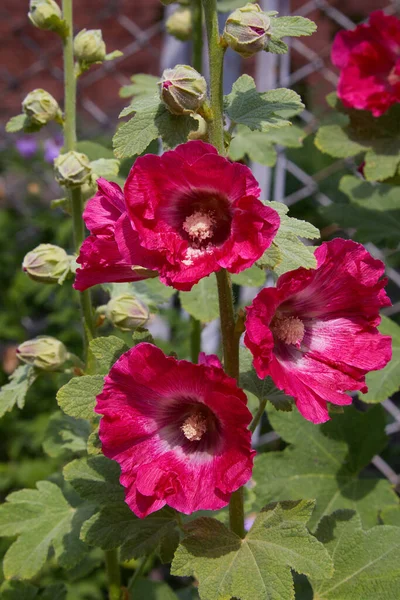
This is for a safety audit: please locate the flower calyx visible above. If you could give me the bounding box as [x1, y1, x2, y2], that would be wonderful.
[28, 0, 68, 39]
[17, 336, 69, 371]
[159, 65, 207, 116]
[22, 244, 73, 285]
[223, 3, 272, 58]
[54, 151, 92, 188]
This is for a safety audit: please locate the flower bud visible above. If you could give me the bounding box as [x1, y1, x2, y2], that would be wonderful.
[28, 0, 67, 37]
[17, 336, 68, 371]
[22, 244, 71, 284]
[159, 65, 207, 116]
[223, 3, 271, 58]
[74, 29, 106, 64]
[166, 7, 192, 41]
[188, 114, 208, 140]
[104, 294, 149, 331]
[22, 89, 62, 127]
[54, 151, 92, 187]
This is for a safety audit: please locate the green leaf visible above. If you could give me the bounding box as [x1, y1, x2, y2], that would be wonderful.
[119, 73, 159, 99]
[217, 0, 256, 11]
[75, 140, 114, 160]
[0, 581, 38, 600]
[180, 275, 219, 322]
[361, 316, 400, 402]
[0, 480, 91, 578]
[82, 504, 179, 561]
[269, 16, 317, 39]
[267, 37, 289, 54]
[113, 96, 197, 159]
[172, 500, 333, 600]
[129, 580, 180, 600]
[104, 278, 175, 309]
[228, 126, 277, 166]
[63, 456, 124, 506]
[105, 50, 123, 61]
[315, 98, 400, 182]
[42, 411, 90, 458]
[224, 75, 304, 132]
[0, 364, 37, 418]
[6, 114, 27, 133]
[381, 505, 400, 526]
[258, 201, 319, 274]
[253, 406, 398, 531]
[90, 158, 120, 179]
[88, 335, 129, 374]
[311, 511, 400, 599]
[57, 374, 104, 421]
[231, 265, 266, 287]
[240, 347, 294, 412]
[39, 583, 67, 600]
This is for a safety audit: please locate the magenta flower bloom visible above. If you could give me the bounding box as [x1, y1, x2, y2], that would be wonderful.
[120, 141, 279, 290]
[332, 11, 400, 116]
[244, 239, 392, 424]
[95, 343, 255, 518]
[74, 179, 157, 291]
[74, 141, 279, 292]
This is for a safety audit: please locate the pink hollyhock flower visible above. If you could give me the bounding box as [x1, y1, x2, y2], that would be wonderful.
[332, 11, 400, 116]
[74, 179, 157, 291]
[244, 239, 392, 424]
[95, 343, 255, 518]
[118, 140, 280, 290]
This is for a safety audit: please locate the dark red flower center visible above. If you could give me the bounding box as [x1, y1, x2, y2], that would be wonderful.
[165, 189, 233, 251]
[271, 313, 305, 346]
[158, 398, 222, 456]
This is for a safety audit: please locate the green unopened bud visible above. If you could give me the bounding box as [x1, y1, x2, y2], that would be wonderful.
[159, 65, 207, 116]
[28, 0, 67, 37]
[223, 3, 271, 58]
[17, 336, 68, 371]
[22, 89, 62, 126]
[188, 114, 208, 140]
[54, 151, 92, 187]
[23, 244, 72, 284]
[166, 7, 192, 41]
[103, 294, 149, 331]
[74, 29, 106, 64]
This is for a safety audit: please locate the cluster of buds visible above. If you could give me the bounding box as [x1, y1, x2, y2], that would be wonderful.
[22, 244, 73, 285]
[17, 336, 69, 371]
[99, 294, 150, 331]
[54, 151, 92, 187]
[22, 89, 63, 127]
[223, 3, 272, 58]
[28, 0, 68, 38]
[159, 65, 207, 116]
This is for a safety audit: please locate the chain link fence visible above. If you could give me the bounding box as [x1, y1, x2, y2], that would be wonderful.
[1, 0, 399, 489]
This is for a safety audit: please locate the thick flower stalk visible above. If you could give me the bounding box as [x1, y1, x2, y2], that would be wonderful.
[95, 343, 255, 518]
[74, 141, 280, 292]
[332, 10, 400, 116]
[244, 239, 392, 423]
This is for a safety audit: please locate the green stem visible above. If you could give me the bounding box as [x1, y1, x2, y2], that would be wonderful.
[62, 0, 95, 349]
[129, 556, 148, 592]
[190, 316, 201, 363]
[192, 0, 203, 73]
[215, 269, 238, 380]
[249, 397, 268, 433]
[202, 0, 225, 154]
[105, 549, 122, 600]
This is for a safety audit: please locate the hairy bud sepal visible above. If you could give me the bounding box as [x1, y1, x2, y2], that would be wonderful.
[22, 89, 63, 128]
[101, 294, 150, 331]
[22, 244, 72, 285]
[28, 0, 68, 38]
[54, 151, 92, 187]
[17, 337, 69, 371]
[159, 65, 207, 115]
[223, 3, 271, 58]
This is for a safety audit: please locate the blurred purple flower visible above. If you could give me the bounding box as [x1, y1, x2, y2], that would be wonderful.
[16, 137, 38, 159]
[44, 135, 64, 163]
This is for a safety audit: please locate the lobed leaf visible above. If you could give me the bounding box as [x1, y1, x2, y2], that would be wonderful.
[172, 500, 333, 600]
[180, 275, 219, 323]
[42, 411, 90, 458]
[0, 364, 37, 418]
[57, 374, 104, 421]
[88, 335, 129, 374]
[119, 73, 159, 99]
[269, 16, 317, 39]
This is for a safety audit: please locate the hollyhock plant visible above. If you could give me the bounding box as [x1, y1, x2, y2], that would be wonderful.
[244, 239, 392, 424]
[74, 178, 157, 291]
[95, 342, 255, 518]
[74, 140, 280, 292]
[332, 11, 400, 116]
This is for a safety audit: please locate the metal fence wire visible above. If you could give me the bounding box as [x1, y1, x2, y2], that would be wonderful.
[1, 0, 399, 490]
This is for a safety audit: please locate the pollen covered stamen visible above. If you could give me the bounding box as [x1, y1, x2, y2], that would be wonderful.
[181, 413, 208, 442]
[272, 315, 305, 346]
[182, 211, 216, 244]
